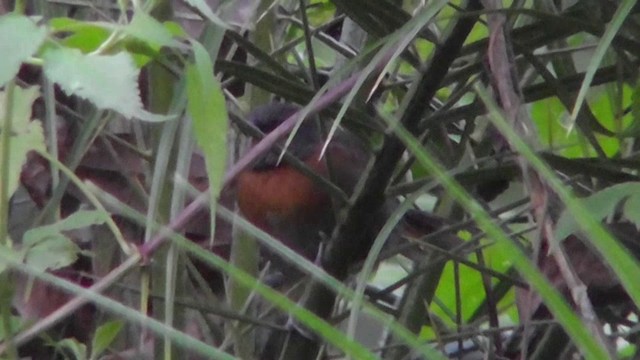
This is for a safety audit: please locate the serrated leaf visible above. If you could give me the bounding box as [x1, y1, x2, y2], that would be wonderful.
[125, 11, 180, 48]
[90, 320, 123, 359]
[42, 48, 172, 122]
[186, 41, 228, 204]
[0, 86, 46, 197]
[0, 14, 47, 86]
[183, 0, 229, 29]
[555, 182, 640, 240]
[22, 210, 109, 272]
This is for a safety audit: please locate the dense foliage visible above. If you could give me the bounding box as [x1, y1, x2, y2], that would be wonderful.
[1, 0, 640, 359]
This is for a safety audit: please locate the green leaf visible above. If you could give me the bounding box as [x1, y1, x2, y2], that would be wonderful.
[0, 85, 46, 197]
[0, 244, 24, 274]
[90, 320, 123, 359]
[568, 0, 636, 130]
[163, 21, 187, 38]
[24, 210, 109, 238]
[57, 338, 87, 360]
[0, 14, 47, 86]
[124, 11, 180, 48]
[186, 41, 228, 207]
[60, 26, 112, 54]
[23, 234, 80, 272]
[555, 182, 640, 240]
[622, 188, 640, 228]
[42, 47, 172, 122]
[49, 18, 114, 53]
[478, 84, 640, 359]
[50, 17, 103, 33]
[184, 0, 229, 29]
[624, 79, 640, 137]
[22, 210, 109, 272]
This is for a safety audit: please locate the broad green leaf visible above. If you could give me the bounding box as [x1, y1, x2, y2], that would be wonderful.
[125, 11, 180, 48]
[22, 210, 109, 271]
[91, 320, 123, 359]
[184, 0, 229, 29]
[163, 21, 187, 37]
[23, 233, 80, 272]
[0, 86, 46, 197]
[0, 14, 47, 86]
[43, 48, 172, 122]
[49, 18, 113, 53]
[49, 17, 107, 34]
[60, 26, 111, 53]
[186, 41, 228, 206]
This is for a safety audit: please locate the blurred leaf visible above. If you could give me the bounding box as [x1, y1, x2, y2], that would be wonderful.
[568, 0, 636, 130]
[187, 41, 228, 201]
[623, 192, 640, 228]
[22, 234, 79, 272]
[433, 259, 485, 325]
[0, 86, 46, 197]
[125, 11, 180, 48]
[0, 14, 47, 86]
[22, 210, 109, 272]
[0, 244, 23, 274]
[90, 320, 123, 359]
[49, 17, 91, 31]
[60, 26, 112, 53]
[555, 182, 640, 240]
[57, 338, 87, 360]
[43, 48, 172, 122]
[184, 0, 229, 29]
[624, 79, 640, 136]
[49, 18, 112, 53]
[163, 21, 188, 37]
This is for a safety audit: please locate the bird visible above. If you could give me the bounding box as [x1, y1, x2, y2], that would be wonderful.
[235, 102, 449, 282]
[236, 103, 452, 360]
[236, 102, 370, 263]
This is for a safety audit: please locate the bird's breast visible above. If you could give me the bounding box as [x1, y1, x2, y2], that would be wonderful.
[237, 163, 329, 230]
